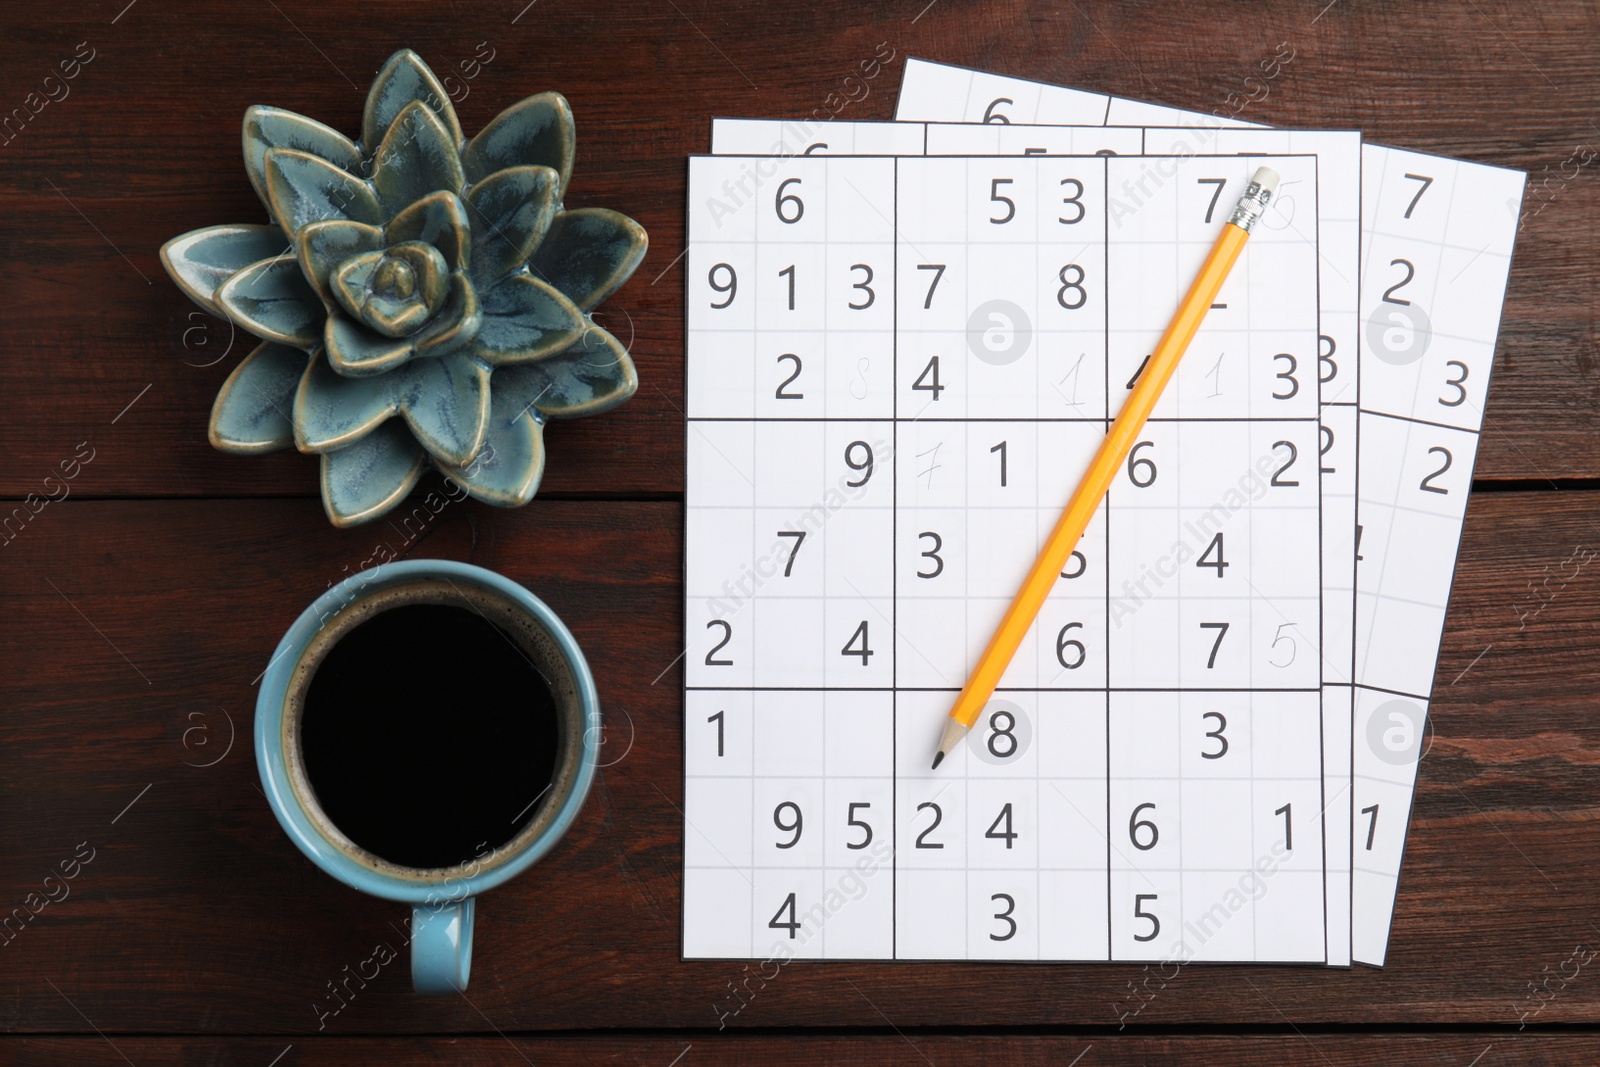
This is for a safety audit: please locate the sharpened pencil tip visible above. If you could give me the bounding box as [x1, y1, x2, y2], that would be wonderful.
[931, 750, 945, 770]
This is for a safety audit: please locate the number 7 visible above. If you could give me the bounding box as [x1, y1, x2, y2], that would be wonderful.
[917, 263, 946, 309]
[1200, 621, 1229, 669]
[1402, 173, 1434, 219]
[1197, 177, 1227, 224]
[776, 530, 806, 576]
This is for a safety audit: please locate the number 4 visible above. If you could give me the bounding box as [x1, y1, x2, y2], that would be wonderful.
[841, 621, 874, 664]
[769, 893, 800, 939]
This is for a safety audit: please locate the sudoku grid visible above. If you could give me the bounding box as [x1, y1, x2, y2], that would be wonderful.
[683, 152, 1329, 961]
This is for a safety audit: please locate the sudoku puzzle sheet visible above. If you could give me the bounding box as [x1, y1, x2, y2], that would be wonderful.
[887, 58, 1524, 966]
[710, 117, 1364, 965]
[682, 151, 1332, 961]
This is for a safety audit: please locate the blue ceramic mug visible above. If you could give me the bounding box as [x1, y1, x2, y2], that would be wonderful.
[256, 560, 599, 994]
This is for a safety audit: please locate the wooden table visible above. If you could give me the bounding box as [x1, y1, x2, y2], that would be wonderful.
[3, 1, 1597, 1062]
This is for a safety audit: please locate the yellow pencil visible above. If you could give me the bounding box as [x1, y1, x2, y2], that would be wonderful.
[932, 165, 1280, 769]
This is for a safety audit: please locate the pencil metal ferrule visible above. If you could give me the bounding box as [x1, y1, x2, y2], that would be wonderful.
[1227, 180, 1274, 233]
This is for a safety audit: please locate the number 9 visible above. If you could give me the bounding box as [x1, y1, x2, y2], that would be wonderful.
[708, 263, 737, 309]
[844, 440, 874, 487]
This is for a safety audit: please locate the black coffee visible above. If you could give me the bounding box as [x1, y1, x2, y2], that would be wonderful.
[300, 602, 560, 870]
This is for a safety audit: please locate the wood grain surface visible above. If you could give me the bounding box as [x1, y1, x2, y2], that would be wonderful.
[6, 1034, 1597, 1066]
[3, 0, 1598, 1058]
[1, 0, 1596, 498]
[0, 491, 1597, 1042]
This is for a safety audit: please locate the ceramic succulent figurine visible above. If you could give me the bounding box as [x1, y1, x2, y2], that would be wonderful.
[161, 50, 646, 526]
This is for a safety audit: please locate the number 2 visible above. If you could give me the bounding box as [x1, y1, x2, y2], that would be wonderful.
[704, 620, 732, 666]
[1382, 258, 1415, 305]
[1419, 446, 1453, 494]
[775, 353, 803, 399]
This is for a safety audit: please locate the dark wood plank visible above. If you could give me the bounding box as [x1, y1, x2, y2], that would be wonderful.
[2, 490, 1599, 1033]
[4, 1034, 1590, 1066]
[0, 0, 1594, 498]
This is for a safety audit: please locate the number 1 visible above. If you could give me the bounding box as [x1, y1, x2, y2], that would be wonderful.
[777, 264, 795, 310]
[707, 710, 724, 756]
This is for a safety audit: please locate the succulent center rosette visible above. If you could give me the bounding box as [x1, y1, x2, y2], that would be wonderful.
[160, 50, 646, 526]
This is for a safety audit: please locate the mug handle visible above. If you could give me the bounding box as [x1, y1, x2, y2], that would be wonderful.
[411, 897, 475, 994]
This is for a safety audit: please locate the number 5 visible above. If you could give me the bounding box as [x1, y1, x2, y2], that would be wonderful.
[989, 178, 1016, 224]
[1133, 894, 1160, 942]
[1269, 623, 1296, 667]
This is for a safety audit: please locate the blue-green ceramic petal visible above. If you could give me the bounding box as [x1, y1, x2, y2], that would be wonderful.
[465, 165, 559, 287]
[362, 49, 463, 161]
[397, 353, 490, 467]
[208, 341, 309, 453]
[264, 148, 383, 237]
[214, 254, 325, 348]
[320, 419, 427, 528]
[372, 101, 466, 220]
[325, 314, 415, 377]
[243, 105, 362, 214]
[528, 208, 649, 311]
[462, 92, 574, 197]
[439, 392, 545, 507]
[293, 351, 399, 453]
[160, 224, 290, 316]
[331, 251, 384, 320]
[297, 220, 384, 303]
[495, 324, 638, 419]
[470, 274, 585, 366]
[385, 191, 471, 272]
[385, 241, 450, 311]
[413, 272, 483, 356]
[364, 292, 432, 336]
